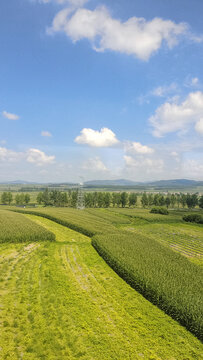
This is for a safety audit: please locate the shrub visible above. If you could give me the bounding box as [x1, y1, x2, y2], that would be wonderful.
[150, 207, 169, 215]
[183, 214, 203, 224]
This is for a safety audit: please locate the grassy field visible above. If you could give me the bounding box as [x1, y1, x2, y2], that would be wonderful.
[0, 209, 55, 243]
[5, 207, 203, 337]
[0, 214, 203, 359]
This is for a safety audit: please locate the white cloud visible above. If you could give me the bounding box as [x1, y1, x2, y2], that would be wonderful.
[191, 77, 199, 86]
[75, 127, 119, 147]
[36, 0, 88, 6]
[26, 148, 55, 166]
[0, 147, 23, 162]
[149, 91, 203, 137]
[41, 130, 52, 137]
[82, 156, 108, 172]
[48, 6, 187, 60]
[195, 118, 203, 135]
[124, 141, 154, 154]
[2, 110, 20, 120]
[151, 82, 178, 97]
[182, 159, 203, 179]
[124, 155, 164, 174]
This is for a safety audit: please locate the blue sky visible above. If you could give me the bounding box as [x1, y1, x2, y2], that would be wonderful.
[0, 0, 203, 182]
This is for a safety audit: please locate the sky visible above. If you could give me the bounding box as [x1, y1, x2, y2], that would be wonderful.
[0, 0, 203, 183]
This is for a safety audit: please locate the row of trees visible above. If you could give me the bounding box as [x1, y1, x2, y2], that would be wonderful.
[141, 192, 203, 209]
[1, 192, 31, 205]
[36, 189, 203, 209]
[1, 190, 203, 209]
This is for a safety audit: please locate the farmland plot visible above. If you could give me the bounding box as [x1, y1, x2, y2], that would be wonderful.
[0, 209, 55, 243]
[0, 215, 203, 359]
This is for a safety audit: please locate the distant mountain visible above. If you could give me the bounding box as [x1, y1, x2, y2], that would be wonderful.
[84, 179, 141, 186]
[0, 180, 38, 185]
[84, 178, 203, 188]
[146, 179, 203, 187]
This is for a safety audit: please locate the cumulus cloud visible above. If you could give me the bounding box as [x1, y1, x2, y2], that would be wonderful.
[75, 127, 119, 147]
[41, 130, 52, 137]
[48, 6, 187, 60]
[0, 147, 23, 162]
[124, 155, 164, 173]
[149, 91, 203, 137]
[182, 159, 203, 179]
[2, 110, 20, 120]
[26, 148, 55, 166]
[124, 141, 154, 155]
[36, 0, 88, 6]
[195, 118, 203, 135]
[82, 156, 108, 172]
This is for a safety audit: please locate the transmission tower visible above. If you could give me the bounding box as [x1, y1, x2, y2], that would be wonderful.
[77, 178, 85, 210]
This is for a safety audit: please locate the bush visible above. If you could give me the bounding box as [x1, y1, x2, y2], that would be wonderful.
[183, 214, 203, 224]
[150, 207, 169, 215]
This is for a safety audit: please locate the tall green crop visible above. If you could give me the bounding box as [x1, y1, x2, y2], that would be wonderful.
[0, 209, 55, 243]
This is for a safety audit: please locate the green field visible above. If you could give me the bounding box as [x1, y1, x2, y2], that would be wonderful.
[1, 214, 203, 359]
[0, 209, 55, 243]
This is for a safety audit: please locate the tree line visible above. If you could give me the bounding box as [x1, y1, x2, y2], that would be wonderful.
[1, 189, 203, 209]
[1, 192, 30, 205]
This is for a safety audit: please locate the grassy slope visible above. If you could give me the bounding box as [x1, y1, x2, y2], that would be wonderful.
[0, 215, 202, 360]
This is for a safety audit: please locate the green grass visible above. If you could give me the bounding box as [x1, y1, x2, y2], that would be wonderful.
[0, 209, 55, 243]
[0, 215, 202, 359]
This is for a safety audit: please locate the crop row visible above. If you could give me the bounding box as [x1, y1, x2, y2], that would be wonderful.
[9, 207, 122, 236]
[0, 209, 55, 243]
[92, 230, 203, 341]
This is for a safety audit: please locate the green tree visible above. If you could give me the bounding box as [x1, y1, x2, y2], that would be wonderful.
[115, 193, 121, 207]
[1, 192, 8, 204]
[103, 192, 111, 208]
[170, 194, 176, 208]
[112, 193, 117, 207]
[165, 196, 171, 209]
[186, 193, 198, 209]
[120, 192, 128, 208]
[24, 194, 30, 204]
[148, 193, 154, 207]
[37, 192, 43, 205]
[129, 193, 137, 207]
[15, 193, 25, 205]
[97, 192, 104, 207]
[199, 195, 203, 209]
[141, 193, 148, 208]
[180, 193, 187, 208]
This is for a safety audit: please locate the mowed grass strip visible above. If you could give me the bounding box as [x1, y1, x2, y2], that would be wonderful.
[0, 214, 202, 360]
[0, 209, 55, 243]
